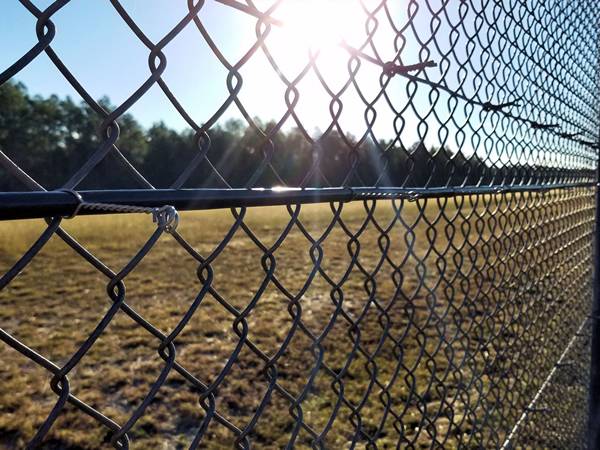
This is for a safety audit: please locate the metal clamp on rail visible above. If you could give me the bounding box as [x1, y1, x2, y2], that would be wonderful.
[60, 189, 179, 233]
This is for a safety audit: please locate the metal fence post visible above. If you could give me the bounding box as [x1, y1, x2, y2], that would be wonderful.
[589, 152, 600, 449]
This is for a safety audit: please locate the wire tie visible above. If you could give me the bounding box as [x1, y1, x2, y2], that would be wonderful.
[61, 189, 85, 219]
[560, 132, 581, 139]
[406, 191, 420, 202]
[152, 205, 179, 233]
[482, 99, 520, 111]
[530, 122, 560, 130]
[383, 60, 437, 76]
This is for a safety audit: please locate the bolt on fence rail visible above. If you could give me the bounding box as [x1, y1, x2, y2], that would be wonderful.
[0, 0, 599, 448]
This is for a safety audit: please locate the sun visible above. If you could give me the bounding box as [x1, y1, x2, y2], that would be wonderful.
[231, 0, 396, 138]
[263, 0, 366, 56]
[248, 0, 374, 132]
[276, 0, 362, 52]
[252, 0, 372, 91]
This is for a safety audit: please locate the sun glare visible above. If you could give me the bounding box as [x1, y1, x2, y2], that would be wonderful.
[281, 0, 356, 52]
[273, 0, 364, 53]
[242, 0, 400, 140]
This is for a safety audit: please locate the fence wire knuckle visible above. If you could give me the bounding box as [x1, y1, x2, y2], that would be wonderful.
[0, 0, 598, 448]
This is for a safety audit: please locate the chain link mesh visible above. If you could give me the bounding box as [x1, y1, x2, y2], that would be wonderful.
[0, 0, 599, 448]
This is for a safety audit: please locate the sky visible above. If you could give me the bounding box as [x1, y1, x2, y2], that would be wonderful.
[0, 0, 564, 168]
[2, 1, 263, 130]
[0, 1, 443, 140]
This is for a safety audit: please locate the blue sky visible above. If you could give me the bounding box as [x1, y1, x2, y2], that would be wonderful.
[0, 1, 433, 138]
[2, 1, 256, 130]
[0, 0, 531, 163]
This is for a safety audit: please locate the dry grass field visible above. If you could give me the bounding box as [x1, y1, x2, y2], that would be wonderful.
[0, 191, 593, 449]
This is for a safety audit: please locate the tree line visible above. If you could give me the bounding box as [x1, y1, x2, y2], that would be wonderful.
[0, 81, 572, 191]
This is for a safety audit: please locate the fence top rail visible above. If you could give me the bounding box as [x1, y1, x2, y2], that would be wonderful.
[0, 182, 594, 221]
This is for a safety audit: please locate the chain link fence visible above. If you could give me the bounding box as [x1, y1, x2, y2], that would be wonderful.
[0, 0, 599, 448]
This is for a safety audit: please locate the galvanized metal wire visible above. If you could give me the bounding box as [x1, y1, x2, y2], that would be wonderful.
[0, 0, 598, 448]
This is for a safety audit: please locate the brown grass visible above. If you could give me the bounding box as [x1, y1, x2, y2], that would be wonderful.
[0, 191, 594, 449]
